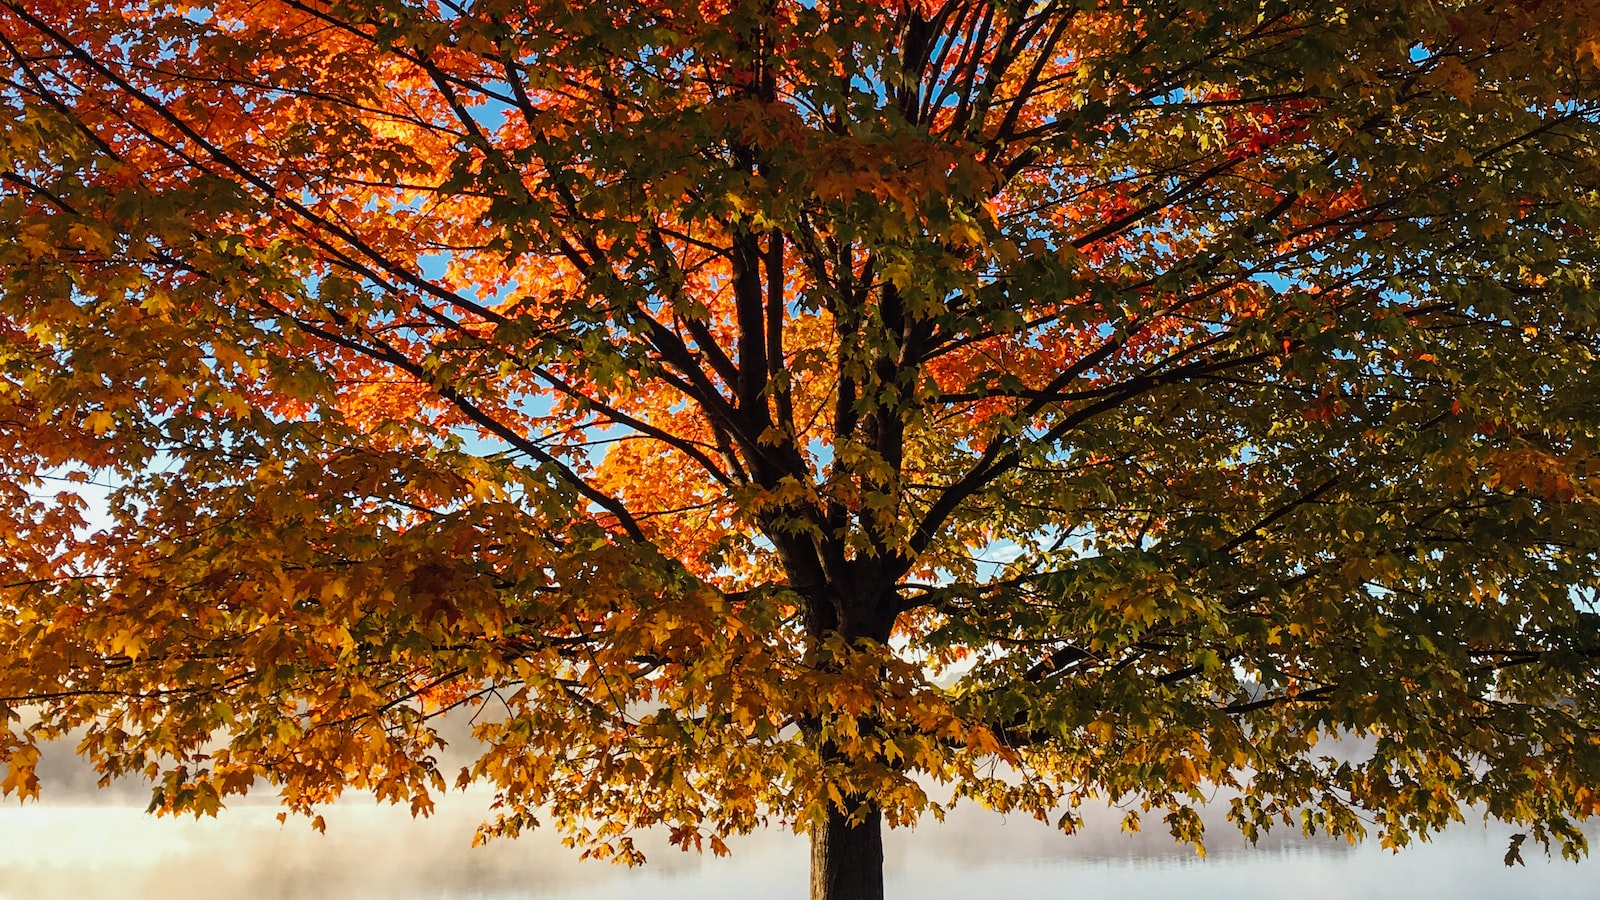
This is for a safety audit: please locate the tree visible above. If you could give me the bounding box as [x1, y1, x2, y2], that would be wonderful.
[2, 0, 1600, 896]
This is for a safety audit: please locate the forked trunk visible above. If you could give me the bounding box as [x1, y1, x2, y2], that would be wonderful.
[809, 798, 884, 900]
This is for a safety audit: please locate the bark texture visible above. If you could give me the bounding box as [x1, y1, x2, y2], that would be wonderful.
[809, 800, 884, 900]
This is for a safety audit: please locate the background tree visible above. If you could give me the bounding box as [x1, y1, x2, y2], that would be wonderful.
[3, 1, 1600, 898]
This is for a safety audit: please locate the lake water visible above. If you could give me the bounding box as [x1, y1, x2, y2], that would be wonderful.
[2, 786, 1594, 899]
[3, 727, 1593, 898]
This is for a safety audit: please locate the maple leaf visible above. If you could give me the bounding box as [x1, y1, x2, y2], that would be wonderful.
[3, 2, 1600, 898]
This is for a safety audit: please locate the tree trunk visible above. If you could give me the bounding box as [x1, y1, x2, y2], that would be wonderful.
[797, 576, 894, 900]
[809, 798, 884, 900]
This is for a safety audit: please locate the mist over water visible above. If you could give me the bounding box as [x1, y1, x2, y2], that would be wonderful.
[3, 737, 1595, 899]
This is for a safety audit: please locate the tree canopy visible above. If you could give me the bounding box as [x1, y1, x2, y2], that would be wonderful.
[3, 1, 1600, 897]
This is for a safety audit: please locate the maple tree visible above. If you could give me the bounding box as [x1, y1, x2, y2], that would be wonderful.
[3, 0, 1600, 897]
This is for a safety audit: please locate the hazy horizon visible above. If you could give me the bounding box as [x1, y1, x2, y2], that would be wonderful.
[3, 734, 1595, 899]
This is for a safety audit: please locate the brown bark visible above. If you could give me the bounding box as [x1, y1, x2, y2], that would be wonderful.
[809, 798, 884, 900]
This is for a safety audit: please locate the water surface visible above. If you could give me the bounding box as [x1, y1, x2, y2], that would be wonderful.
[2, 788, 1592, 899]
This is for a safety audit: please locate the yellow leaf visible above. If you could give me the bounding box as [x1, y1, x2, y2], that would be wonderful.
[18, 223, 56, 259]
[2, 745, 41, 800]
[84, 410, 115, 435]
[68, 222, 112, 255]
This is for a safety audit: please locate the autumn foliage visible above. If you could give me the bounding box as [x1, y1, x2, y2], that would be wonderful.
[3, 1, 1600, 897]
